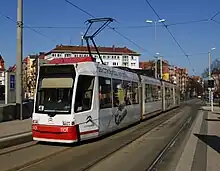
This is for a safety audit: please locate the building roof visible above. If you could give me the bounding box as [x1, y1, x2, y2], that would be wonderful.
[23, 57, 28, 64]
[8, 65, 16, 72]
[0, 55, 4, 62]
[139, 61, 154, 69]
[45, 45, 140, 56]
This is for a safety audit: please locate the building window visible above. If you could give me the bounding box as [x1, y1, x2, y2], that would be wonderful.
[113, 62, 118, 66]
[131, 56, 136, 60]
[65, 54, 71, 57]
[131, 63, 136, 67]
[122, 56, 128, 61]
[122, 62, 128, 67]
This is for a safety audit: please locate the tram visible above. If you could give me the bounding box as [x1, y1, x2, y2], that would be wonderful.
[32, 57, 180, 143]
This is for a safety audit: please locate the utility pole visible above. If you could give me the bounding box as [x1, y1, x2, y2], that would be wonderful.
[160, 57, 163, 79]
[208, 50, 214, 112]
[154, 60, 157, 78]
[81, 32, 84, 46]
[16, 0, 23, 120]
[208, 51, 211, 105]
[208, 48, 216, 112]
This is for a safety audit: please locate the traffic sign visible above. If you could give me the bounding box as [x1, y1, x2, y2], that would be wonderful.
[208, 79, 214, 88]
[10, 75, 15, 90]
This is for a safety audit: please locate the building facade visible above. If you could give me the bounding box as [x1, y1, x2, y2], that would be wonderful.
[23, 55, 39, 99]
[8, 55, 38, 99]
[0, 55, 5, 86]
[169, 66, 188, 94]
[44, 45, 140, 69]
[139, 59, 169, 80]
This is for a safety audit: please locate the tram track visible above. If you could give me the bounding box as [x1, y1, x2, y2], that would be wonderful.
[0, 102, 194, 171]
[80, 105, 189, 171]
[23, 104, 187, 171]
[0, 141, 37, 156]
[82, 103, 201, 171]
[146, 103, 201, 171]
[80, 106, 185, 171]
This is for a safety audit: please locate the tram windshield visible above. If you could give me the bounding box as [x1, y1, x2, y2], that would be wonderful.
[35, 65, 75, 114]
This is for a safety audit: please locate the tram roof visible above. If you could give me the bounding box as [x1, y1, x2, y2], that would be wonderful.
[46, 56, 95, 65]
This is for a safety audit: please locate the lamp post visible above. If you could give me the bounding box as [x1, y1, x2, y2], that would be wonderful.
[146, 19, 166, 41]
[146, 19, 165, 80]
[208, 47, 216, 112]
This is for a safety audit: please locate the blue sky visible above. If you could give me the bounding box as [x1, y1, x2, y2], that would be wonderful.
[0, 0, 220, 76]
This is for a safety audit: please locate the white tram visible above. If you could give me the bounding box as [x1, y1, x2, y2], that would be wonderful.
[32, 57, 180, 143]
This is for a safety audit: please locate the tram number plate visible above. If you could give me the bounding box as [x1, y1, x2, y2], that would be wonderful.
[60, 127, 69, 132]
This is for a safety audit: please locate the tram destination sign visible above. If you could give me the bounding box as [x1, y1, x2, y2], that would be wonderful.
[40, 65, 74, 75]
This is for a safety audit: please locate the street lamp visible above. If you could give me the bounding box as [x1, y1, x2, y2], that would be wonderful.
[208, 47, 216, 112]
[146, 19, 166, 41]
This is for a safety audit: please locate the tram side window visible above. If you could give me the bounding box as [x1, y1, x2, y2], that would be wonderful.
[152, 85, 158, 101]
[113, 79, 123, 107]
[170, 88, 173, 99]
[165, 87, 170, 99]
[99, 77, 112, 109]
[123, 81, 132, 105]
[158, 86, 162, 100]
[132, 82, 139, 104]
[113, 79, 138, 106]
[145, 84, 152, 102]
[74, 75, 95, 113]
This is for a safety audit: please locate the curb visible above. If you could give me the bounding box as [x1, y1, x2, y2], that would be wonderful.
[0, 132, 32, 150]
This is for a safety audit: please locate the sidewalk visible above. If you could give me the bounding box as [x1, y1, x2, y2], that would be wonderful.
[174, 105, 220, 171]
[0, 119, 32, 138]
[0, 119, 32, 149]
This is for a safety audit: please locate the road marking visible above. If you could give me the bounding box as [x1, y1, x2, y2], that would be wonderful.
[175, 110, 203, 171]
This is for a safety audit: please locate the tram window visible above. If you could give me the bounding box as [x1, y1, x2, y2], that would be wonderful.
[74, 75, 95, 113]
[170, 88, 173, 98]
[152, 85, 158, 101]
[123, 81, 132, 105]
[99, 77, 112, 109]
[113, 79, 123, 107]
[158, 86, 162, 100]
[145, 84, 152, 102]
[165, 87, 171, 99]
[132, 82, 139, 104]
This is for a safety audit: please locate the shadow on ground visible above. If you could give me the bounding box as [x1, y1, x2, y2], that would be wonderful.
[194, 133, 220, 154]
[205, 118, 220, 122]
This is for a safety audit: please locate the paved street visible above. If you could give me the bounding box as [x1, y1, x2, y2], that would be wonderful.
[1, 100, 219, 171]
[153, 106, 220, 171]
[0, 100, 202, 171]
